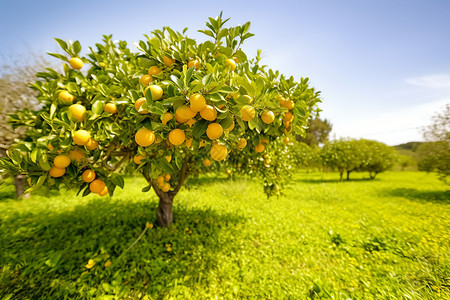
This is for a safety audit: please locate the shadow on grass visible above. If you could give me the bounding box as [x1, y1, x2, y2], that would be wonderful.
[291, 177, 376, 184]
[0, 196, 245, 299]
[382, 188, 450, 204]
[0, 182, 15, 201]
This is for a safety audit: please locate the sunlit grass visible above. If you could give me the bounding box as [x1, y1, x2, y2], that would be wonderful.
[0, 171, 448, 299]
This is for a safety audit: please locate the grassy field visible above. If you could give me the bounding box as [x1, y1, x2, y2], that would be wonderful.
[0, 171, 449, 299]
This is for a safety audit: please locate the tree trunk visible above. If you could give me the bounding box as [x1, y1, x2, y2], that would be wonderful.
[339, 169, 343, 181]
[157, 192, 174, 227]
[14, 175, 29, 199]
[346, 170, 352, 180]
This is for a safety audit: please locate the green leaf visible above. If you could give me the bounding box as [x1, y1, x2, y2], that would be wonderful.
[54, 38, 68, 51]
[30, 148, 41, 163]
[91, 101, 105, 115]
[159, 158, 175, 174]
[192, 119, 209, 138]
[142, 185, 152, 192]
[50, 102, 57, 119]
[39, 154, 52, 171]
[73, 41, 82, 55]
[47, 52, 69, 62]
[110, 174, 125, 189]
[202, 74, 213, 86]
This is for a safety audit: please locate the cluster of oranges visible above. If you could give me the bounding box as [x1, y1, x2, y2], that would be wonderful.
[81, 169, 109, 196]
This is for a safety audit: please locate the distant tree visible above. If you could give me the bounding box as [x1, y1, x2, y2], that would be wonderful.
[0, 54, 50, 198]
[289, 141, 320, 172]
[297, 117, 332, 147]
[320, 139, 362, 181]
[418, 104, 450, 183]
[357, 139, 398, 179]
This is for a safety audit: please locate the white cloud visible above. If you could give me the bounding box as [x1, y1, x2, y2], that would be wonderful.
[405, 74, 450, 89]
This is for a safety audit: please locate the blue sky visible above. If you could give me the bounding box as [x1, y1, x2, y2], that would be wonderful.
[1, 0, 449, 145]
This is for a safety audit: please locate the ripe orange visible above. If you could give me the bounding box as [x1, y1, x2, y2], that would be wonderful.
[283, 137, 290, 144]
[175, 114, 189, 123]
[162, 112, 173, 124]
[176, 105, 196, 120]
[81, 169, 96, 183]
[161, 183, 171, 192]
[148, 66, 162, 75]
[69, 57, 83, 69]
[90, 179, 106, 194]
[134, 154, 145, 164]
[225, 58, 236, 71]
[206, 123, 223, 140]
[69, 148, 85, 162]
[47, 143, 54, 151]
[99, 62, 106, 68]
[73, 130, 90, 146]
[163, 56, 175, 66]
[237, 138, 247, 150]
[261, 110, 275, 124]
[104, 103, 117, 114]
[49, 166, 65, 177]
[284, 112, 294, 123]
[285, 100, 295, 110]
[69, 104, 86, 122]
[200, 105, 217, 121]
[58, 91, 75, 105]
[157, 176, 164, 184]
[255, 143, 265, 153]
[210, 143, 227, 161]
[134, 98, 148, 114]
[240, 105, 255, 121]
[226, 169, 232, 175]
[189, 94, 206, 112]
[261, 138, 269, 145]
[86, 139, 98, 150]
[145, 85, 163, 100]
[165, 155, 172, 162]
[186, 119, 196, 127]
[135, 128, 155, 147]
[54, 155, 71, 168]
[139, 74, 153, 86]
[188, 60, 201, 69]
[98, 186, 109, 196]
[164, 174, 171, 181]
[203, 158, 212, 167]
[168, 129, 186, 146]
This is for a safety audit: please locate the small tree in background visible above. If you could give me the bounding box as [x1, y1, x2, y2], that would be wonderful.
[417, 104, 450, 183]
[357, 139, 398, 179]
[297, 117, 332, 147]
[0, 14, 321, 226]
[289, 141, 320, 172]
[320, 139, 362, 180]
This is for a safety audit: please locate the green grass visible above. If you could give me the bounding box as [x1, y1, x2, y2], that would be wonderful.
[0, 171, 449, 299]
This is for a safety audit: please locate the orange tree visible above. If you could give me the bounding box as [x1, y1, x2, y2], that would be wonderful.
[0, 14, 321, 226]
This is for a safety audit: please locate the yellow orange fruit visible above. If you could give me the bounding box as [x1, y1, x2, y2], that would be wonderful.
[168, 129, 186, 146]
[98, 186, 108, 196]
[165, 155, 172, 162]
[157, 176, 164, 184]
[135, 128, 155, 147]
[283, 137, 290, 144]
[187, 60, 201, 69]
[237, 138, 247, 150]
[134, 154, 145, 164]
[69, 104, 86, 122]
[203, 158, 212, 167]
[69, 57, 83, 70]
[261, 110, 275, 124]
[284, 112, 294, 123]
[161, 183, 170, 192]
[200, 105, 217, 121]
[59, 91, 75, 105]
[90, 179, 106, 194]
[82, 169, 96, 183]
[285, 100, 295, 110]
[226, 169, 232, 175]
[261, 138, 269, 145]
[47, 143, 54, 151]
[189, 94, 206, 112]
[99, 62, 106, 68]
[139, 74, 153, 86]
[206, 123, 223, 140]
[86, 139, 98, 150]
[240, 105, 255, 121]
[162, 112, 173, 124]
[175, 114, 189, 123]
[54, 155, 71, 168]
[145, 85, 163, 100]
[163, 56, 175, 66]
[148, 66, 162, 75]
[186, 118, 196, 127]
[255, 143, 265, 153]
[210, 143, 227, 161]
[49, 166, 65, 177]
[165, 174, 171, 181]
[176, 105, 196, 120]
[135, 98, 149, 114]
[225, 58, 236, 71]
[104, 103, 117, 114]
[73, 130, 90, 146]
[69, 148, 85, 162]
